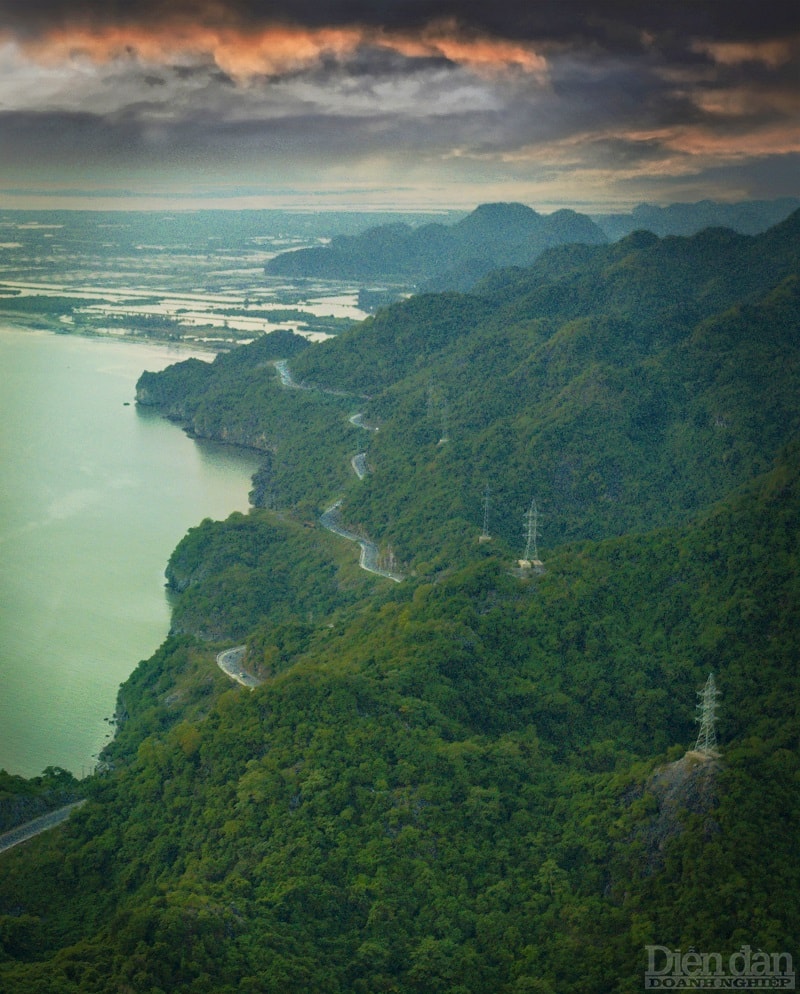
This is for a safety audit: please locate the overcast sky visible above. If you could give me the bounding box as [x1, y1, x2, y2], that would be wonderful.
[0, 1, 798, 211]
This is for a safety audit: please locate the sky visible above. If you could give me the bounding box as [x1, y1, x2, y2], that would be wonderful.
[0, 1, 798, 212]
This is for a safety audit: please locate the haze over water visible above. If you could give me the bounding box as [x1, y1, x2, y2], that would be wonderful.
[0, 328, 262, 778]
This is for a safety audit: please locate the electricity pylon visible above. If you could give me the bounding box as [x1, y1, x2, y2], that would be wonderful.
[695, 672, 720, 756]
[523, 498, 540, 563]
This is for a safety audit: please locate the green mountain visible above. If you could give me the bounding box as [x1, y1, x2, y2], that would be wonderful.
[264, 202, 608, 290]
[148, 211, 800, 559]
[1, 212, 799, 993]
[594, 196, 800, 240]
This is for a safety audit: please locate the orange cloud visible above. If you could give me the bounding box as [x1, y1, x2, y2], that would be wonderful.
[18, 24, 358, 77]
[493, 119, 800, 181]
[691, 37, 800, 68]
[660, 123, 800, 160]
[14, 19, 548, 82]
[693, 86, 800, 119]
[381, 19, 548, 78]
[599, 122, 800, 169]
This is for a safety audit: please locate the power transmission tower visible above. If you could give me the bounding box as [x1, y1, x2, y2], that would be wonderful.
[694, 672, 720, 756]
[523, 498, 540, 562]
[518, 497, 543, 568]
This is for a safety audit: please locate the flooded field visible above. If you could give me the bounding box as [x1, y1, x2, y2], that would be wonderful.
[0, 209, 387, 347]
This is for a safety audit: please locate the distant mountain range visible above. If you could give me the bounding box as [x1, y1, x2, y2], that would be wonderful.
[265, 198, 800, 300]
[593, 197, 800, 240]
[265, 202, 608, 293]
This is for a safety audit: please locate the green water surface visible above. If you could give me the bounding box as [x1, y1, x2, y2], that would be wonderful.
[0, 329, 262, 777]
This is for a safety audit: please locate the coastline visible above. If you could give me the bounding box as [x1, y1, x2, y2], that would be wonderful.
[0, 319, 225, 358]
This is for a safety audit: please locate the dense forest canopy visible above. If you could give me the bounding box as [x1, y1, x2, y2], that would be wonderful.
[1, 210, 799, 993]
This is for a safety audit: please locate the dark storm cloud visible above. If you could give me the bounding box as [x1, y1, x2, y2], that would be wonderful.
[1, 0, 797, 45]
[0, 92, 509, 168]
[0, 0, 798, 207]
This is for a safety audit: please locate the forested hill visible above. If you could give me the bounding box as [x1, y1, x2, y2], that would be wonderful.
[141, 210, 800, 560]
[593, 195, 800, 240]
[292, 209, 800, 394]
[2, 211, 799, 993]
[264, 201, 607, 289]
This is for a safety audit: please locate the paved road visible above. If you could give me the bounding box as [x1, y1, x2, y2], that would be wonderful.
[216, 646, 263, 688]
[319, 501, 403, 582]
[274, 360, 365, 398]
[0, 800, 87, 856]
[351, 452, 368, 479]
[274, 359, 403, 582]
[348, 412, 378, 432]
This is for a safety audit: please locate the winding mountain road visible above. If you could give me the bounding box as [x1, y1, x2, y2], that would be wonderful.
[319, 500, 404, 582]
[274, 359, 404, 581]
[274, 359, 366, 398]
[216, 646, 263, 688]
[216, 360, 404, 690]
[0, 800, 87, 856]
[348, 412, 378, 432]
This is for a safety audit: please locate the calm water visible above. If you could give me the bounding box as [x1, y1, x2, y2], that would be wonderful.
[0, 329, 263, 778]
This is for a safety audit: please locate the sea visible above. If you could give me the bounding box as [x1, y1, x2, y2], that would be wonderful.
[0, 328, 262, 778]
